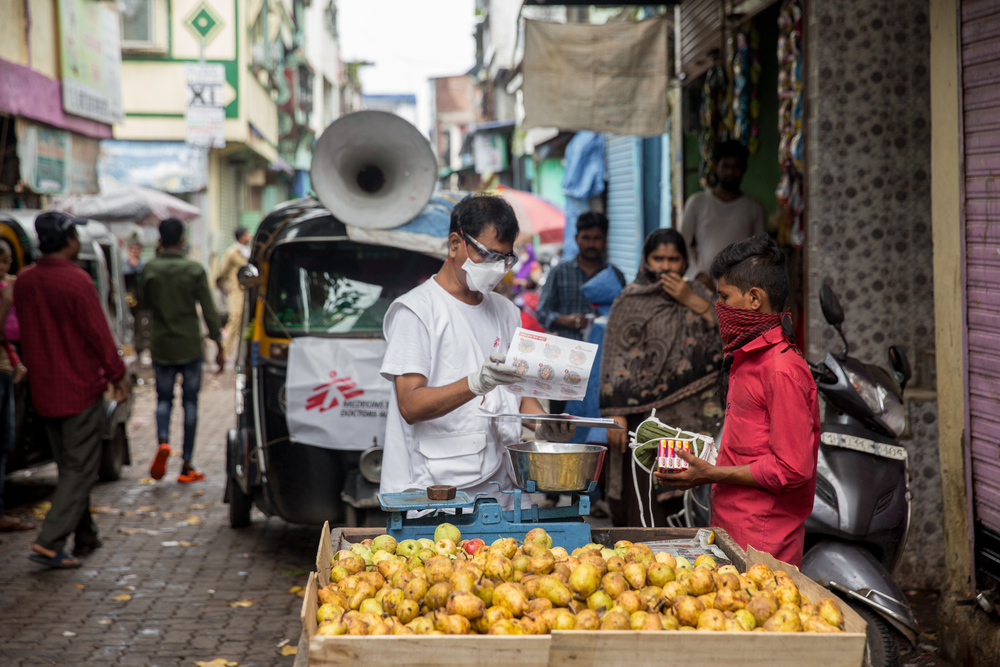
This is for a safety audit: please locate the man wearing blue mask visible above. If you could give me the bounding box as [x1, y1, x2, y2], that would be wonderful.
[380, 194, 573, 507]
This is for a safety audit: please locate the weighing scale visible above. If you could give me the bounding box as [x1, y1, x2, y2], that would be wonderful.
[377, 481, 598, 552]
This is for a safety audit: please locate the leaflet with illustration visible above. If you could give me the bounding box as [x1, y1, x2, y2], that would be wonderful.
[502, 328, 598, 401]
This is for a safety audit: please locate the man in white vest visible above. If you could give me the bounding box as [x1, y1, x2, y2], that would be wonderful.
[380, 194, 573, 508]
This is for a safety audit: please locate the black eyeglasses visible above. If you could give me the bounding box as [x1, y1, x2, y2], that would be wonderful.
[461, 231, 519, 271]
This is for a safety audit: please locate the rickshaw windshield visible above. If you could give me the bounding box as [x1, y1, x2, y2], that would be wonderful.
[265, 240, 441, 337]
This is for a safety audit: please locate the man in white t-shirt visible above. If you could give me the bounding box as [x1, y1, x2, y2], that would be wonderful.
[380, 194, 574, 508]
[680, 140, 767, 285]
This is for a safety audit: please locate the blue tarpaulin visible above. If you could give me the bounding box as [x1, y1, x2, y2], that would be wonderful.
[560, 132, 606, 260]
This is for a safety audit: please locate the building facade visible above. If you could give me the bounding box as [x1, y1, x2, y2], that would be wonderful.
[0, 0, 121, 209]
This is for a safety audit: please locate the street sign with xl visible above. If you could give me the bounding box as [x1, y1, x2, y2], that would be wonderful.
[184, 63, 226, 149]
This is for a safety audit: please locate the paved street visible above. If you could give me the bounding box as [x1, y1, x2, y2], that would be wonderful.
[0, 369, 953, 667]
[0, 371, 317, 667]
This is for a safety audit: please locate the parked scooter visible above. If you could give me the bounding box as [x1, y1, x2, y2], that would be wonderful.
[682, 283, 919, 667]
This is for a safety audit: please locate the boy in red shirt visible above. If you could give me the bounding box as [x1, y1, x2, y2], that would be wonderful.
[654, 234, 819, 566]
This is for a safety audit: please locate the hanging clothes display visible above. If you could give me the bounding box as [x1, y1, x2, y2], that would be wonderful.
[731, 22, 761, 155]
[775, 0, 804, 248]
[698, 64, 728, 188]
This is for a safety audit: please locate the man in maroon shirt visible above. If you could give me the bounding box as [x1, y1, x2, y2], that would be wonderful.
[17, 212, 128, 569]
[654, 234, 819, 567]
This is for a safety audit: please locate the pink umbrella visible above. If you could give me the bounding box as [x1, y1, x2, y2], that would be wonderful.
[495, 185, 565, 245]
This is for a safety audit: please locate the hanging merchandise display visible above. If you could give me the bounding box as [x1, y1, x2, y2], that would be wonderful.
[731, 22, 762, 155]
[775, 0, 804, 248]
[699, 63, 728, 187]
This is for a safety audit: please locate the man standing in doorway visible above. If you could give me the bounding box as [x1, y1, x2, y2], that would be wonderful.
[680, 140, 766, 286]
[219, 227, 251, 362]
[143, 218, 225, 484]
[18, 213, 128, 568]
[536, 212, 625, 341]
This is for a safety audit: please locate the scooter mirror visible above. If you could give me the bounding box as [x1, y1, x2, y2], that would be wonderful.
[819, 284, 845, 326]
[889, 345, 912, 390]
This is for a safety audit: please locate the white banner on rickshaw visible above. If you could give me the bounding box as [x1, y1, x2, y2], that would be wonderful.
[286, 337, 389, 451]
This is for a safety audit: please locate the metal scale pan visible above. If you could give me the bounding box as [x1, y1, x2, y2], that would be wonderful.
[377, 442, 606, 551]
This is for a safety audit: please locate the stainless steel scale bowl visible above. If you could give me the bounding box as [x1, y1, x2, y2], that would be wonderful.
[506, 441, 606, 493]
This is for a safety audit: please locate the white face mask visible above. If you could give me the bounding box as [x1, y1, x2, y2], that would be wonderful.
[462, 257, 507, 294]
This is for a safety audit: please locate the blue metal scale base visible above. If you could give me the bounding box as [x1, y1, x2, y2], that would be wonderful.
[377, 483, 596, 552]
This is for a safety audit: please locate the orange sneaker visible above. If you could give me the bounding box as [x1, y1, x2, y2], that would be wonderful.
[149, 443, 171, 480]
[177, 468, 205, 483]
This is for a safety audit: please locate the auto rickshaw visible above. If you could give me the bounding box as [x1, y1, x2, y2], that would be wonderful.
[0, 210, 138, 481]
[224, 110, 461, 527]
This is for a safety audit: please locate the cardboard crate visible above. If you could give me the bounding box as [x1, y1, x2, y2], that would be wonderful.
[297, 523, 867, 667]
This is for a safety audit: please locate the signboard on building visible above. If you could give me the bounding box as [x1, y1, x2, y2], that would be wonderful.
[98, 140, 209, 193]
[17, 122, 70, 194]
[473, 133, 509, 175]
[184, 63, 227, 148]
[58, 0, 124, 125]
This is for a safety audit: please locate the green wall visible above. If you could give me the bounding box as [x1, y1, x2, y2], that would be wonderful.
[533, 158, 566, 211]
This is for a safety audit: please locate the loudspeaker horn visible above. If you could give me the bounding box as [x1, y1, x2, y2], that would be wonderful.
[310, 110, 438, 229]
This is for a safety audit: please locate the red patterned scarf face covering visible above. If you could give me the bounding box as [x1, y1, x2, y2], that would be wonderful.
[716, 301, 783, 354]
[716, 302, 784, 402]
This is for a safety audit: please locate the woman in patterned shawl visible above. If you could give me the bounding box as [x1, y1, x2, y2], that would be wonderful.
[600, 229, 724, 527]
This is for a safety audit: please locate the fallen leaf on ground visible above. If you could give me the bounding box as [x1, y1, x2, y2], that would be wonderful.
[184, 515, 201, 525]
[171, 492, 181, 499]
[111, 594, 132, 602]
[62, 631, 77, 637]
[194, 660, 240, 667]
[98, 619, 112, 625]
[178, 541, 198, 547]
[138, 478, 155, 485]
[280, 645, 297, 656]
[229, 599, 253, 608]
[192, 490, 206, 497]
[163, 511, 188, 518]
[121, 511, 138, 517]
[189, 503, 210, 510]
[288, 586, 303, 595]
[30, 501, 51, 520]
[119, 527, 159, 536]
[276, 639, 290, 648]
[124, 586, 136, 591]
[136, 505, 158, 512]
[75, 584, 85, 589]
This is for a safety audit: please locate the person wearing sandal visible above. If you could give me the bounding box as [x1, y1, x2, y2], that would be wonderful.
[142, 219, 224, 484]
[16, 213, 128, 569]
[0, 240, 33, 535]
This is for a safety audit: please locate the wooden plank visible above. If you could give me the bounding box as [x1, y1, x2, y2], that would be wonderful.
[318, 522, 334, 587]
[746, 546, 867, 635]
[547, 631, 865, 667]
[302, 572, 319, 640]
[293, 628, 310, 667]
[308, 635, 551, 667]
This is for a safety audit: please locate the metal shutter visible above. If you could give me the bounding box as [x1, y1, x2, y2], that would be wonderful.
[219, 160, 238, 256]
[961, 0, 1000, 588]
[606, 134, 643, 283]
[676, 0, 724, 83]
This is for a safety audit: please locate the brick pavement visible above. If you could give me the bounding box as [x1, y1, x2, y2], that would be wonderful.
[0, 371, 318, 667]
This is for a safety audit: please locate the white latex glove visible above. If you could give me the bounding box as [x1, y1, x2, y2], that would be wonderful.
[468, 352, 522, 396]
[535, 420, 576, 443]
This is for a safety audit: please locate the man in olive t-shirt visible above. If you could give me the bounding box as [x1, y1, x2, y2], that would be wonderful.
[141, 218, 225, 483]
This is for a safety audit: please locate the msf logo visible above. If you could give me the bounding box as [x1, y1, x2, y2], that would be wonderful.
[306, 372, 364, 412]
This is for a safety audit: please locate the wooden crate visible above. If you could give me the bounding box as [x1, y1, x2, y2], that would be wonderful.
[297, 523, 867, 667]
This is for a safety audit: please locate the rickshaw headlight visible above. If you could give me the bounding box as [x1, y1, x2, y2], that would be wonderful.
[269, 342, 288, 360]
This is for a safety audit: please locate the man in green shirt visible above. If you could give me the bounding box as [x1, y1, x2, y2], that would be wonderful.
[142, 218, 225, 483]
